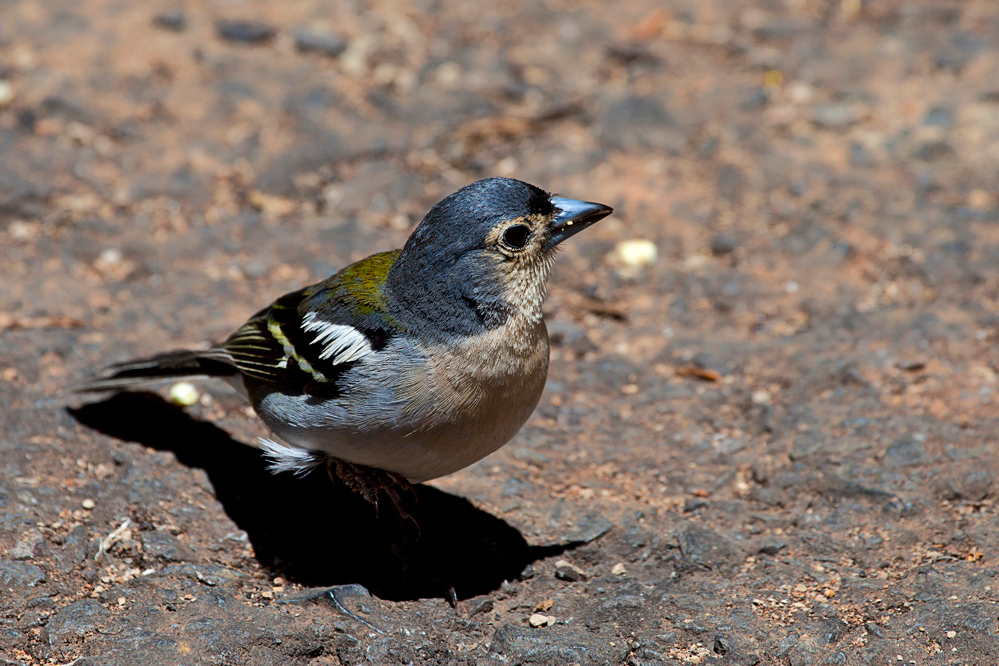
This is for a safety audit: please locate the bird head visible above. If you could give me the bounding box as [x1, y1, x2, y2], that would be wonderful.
[387, 178, 612, 339]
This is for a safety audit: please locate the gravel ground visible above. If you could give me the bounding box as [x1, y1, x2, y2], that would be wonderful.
[3, 0, 999, 664]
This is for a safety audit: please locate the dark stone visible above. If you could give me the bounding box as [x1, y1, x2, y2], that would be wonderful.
[717, 165, 745, 202]
[602, 96, 681, 152]
[946, 470, 992, 501]
[672, 522, 742, 569]
[562, 514, 613, 545]
[141, 531, 195, 562]
[45, 599, 109, 646]
[864, 621, 886, 638]
[0, 560, 46, 589]
[468, 597, 494, 615]
[883, 439, 929, 467]
[710, 233, 738, 255]
[294, 28, 347, 58]
[741, 88, 769, 111]
[585, 594, 646, 630]
[714, 632, 734, 655]
[924, 107, 954, 128]
[216, 20, 276, 44]
[914, 141, 954, 161]
[758, 538, 787, 555]
[152, 9, 186, 31]
[154, 563, 250, 587]
[554, 561, 586, 582]
[1, 627, 27, 650]
[53, 525, 88, 574]
[684, 498, 709, 513]
[934, 33, 983, 71]
[489, 624, 629, 665]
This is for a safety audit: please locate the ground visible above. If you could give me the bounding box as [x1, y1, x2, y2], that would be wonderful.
[3, 0, 999, 664]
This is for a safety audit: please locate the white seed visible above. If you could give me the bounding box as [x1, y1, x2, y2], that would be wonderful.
[0, 80, 13, 107]
[615, 239, 658, 268]
[169, 382, 200, 406]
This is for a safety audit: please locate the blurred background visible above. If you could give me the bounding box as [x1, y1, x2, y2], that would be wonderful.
[4, 0, 999, 664]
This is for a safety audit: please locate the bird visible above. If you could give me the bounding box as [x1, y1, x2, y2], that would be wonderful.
[81, 177, 612, 504]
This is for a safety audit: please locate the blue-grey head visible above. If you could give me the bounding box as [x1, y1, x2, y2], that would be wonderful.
[386, 177, 613, 338]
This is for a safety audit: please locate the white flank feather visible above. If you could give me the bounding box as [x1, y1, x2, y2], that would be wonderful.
[259, 437, 324, 476]
[301, 312, 373, 365]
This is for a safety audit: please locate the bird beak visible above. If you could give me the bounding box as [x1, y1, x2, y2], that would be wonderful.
[547, 196, 613, 249]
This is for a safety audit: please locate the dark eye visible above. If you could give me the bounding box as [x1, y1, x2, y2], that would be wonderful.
[502, 224, 530, 249]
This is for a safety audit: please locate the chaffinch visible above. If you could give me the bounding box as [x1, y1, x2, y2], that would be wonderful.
[82, 177, 612, 500]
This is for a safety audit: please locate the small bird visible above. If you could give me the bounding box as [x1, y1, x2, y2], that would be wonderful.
[82, 178, 612, 501]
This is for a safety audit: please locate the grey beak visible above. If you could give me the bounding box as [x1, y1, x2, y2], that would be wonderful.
[547, 196, 613, 248]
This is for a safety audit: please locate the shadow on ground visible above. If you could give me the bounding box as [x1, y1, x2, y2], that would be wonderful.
[70, 393, 566, 601]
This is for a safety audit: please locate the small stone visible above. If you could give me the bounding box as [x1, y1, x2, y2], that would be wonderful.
[141, 531, 195, 562]
[812, 103, 861, 129]
[611, 562, 627, 576]
[46, 599, 109, 646]
[294, 27, 348, 58]
[554, 559, 586, 582]
[529, 613, 554, 627]
[914, 141, 954, 161]
[216, 20, 276, 44]
[946, 630, 957, 639]
[673, 522, 742, 568]
[684, 497, 709, 513]
[615, 239, 658, 268]
[924, 107, 954, 128]
[169, 382, 200, 407]
[758, 538, 787, 555]
[153, 9, 186, 31]
[81, 499, 95, 510]
[534, 598, 554, 613]
[884, 439, 929, 467]
[0, 80, 14, 107]
[710, 233, 738, 255]
[0, 560, 46, 589]
[469, 597, 494, 615]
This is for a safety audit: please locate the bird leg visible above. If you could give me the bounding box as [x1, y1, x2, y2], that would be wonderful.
[325, 457, 417, 521]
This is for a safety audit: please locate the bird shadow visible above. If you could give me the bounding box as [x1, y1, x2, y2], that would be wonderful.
[69, 392, 569, 602]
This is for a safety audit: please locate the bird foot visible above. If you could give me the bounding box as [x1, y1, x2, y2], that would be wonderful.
[326, 457, 417, 521]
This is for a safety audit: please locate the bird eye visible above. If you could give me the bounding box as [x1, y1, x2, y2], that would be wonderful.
[502, 224, 531, 249]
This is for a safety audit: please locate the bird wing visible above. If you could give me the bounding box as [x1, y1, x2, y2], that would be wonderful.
[220, 250, 402, 394]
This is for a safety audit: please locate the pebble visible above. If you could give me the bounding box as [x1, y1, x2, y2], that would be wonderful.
[554, 559, 587, 582]
[529, 613, 555, 627]
[812, 103, 861, 129]
[615, 239, 658, 268]
[0, 80, 14, 107]
[294, 27, 347, 58]
[153, 9, 187, 31]
[611, 562, 627, 575]
[81, 499, 95, 510]
[216, 20, 276, 44]
[710, 233, 738, 255]
[169, 382, 200, 407]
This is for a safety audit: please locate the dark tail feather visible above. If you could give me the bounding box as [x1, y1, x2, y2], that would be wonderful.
[77, 349, 237, 392]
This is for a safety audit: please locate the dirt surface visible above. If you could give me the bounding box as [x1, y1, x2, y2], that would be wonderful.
[3, 0, 999, 664]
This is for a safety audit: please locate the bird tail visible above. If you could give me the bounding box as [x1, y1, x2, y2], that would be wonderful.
[77, 349, 238, 392]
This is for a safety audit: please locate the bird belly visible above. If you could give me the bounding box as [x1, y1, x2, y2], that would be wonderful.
[251, 323, 550, 483]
